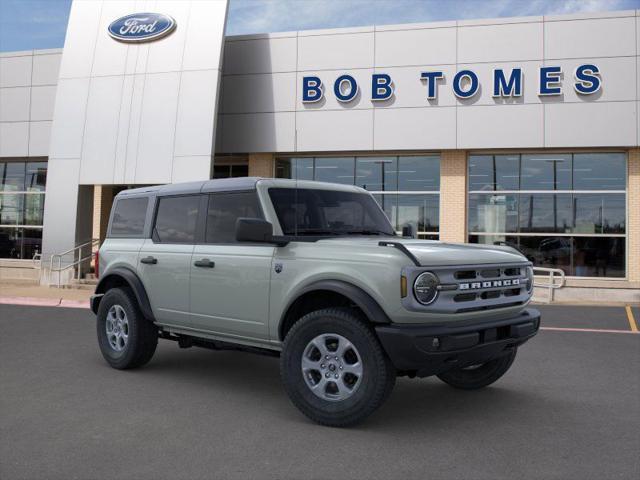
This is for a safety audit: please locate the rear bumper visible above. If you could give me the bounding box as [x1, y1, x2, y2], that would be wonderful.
[375, 308, 540, 377]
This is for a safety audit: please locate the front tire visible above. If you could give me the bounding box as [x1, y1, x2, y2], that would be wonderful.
[280, 308, 396, 427]
[436, 348, 517, 390]
[96, 287, 158, 369]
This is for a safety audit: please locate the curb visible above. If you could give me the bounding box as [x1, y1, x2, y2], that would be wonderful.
[0, 296, 89, 309]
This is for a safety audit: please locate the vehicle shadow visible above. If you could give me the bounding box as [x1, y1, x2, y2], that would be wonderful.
[130, 342, 552, 432]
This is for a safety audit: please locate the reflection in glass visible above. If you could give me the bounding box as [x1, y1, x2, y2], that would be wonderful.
[396, 195, 439, 233]
[314, 157, 355, 185]
[468, 194, 518, 233]
[275, 158, 314, 181]
[398, 156, 440, 191]
[573, 153, 625, 190]
[1, 163, 26, 192]
[573, 236, 625, 278]
[25, 162, 47, 191]
[0, 227, 21, 258]
[0, 194, 24, 225]
[468, 155, 519, 191]
[356, 157, 397, 191]
[21, 228, 43, 259]
[521, 154, 571, 190]
[519, 194, 572, 233]
[574, 194, 625, 234]
[24, 194, 45, 226]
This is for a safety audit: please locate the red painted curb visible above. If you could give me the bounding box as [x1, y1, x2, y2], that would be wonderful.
[0, 296, 89, 309]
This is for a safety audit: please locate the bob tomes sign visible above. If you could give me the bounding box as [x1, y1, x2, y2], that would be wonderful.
[108, 13, 176, 43]
[302, 64, 601, 103]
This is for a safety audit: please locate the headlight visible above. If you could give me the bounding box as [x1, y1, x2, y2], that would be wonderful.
[414, 271, 439, 305]
[525, 266, 534, 293]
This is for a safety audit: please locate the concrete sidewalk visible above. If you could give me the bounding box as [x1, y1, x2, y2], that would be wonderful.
[0, 281, 91, 308]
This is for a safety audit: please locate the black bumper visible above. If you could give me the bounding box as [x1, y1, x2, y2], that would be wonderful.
[90, 294, 103, 315]
[375, 308, 540, 378]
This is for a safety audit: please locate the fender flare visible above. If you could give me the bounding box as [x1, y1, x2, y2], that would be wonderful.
[94, 267, 155, 321]
[280, 279, 391, 338]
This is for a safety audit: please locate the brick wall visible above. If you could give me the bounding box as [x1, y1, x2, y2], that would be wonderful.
[248, 153, 275, 177]
[628, 148, 639, 283]
[439, 150, 467, 243]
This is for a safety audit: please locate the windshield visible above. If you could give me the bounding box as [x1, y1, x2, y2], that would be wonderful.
[268, 188, 395, 236]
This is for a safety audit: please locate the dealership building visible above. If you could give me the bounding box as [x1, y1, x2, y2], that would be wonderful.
[0, 0, 638, 302]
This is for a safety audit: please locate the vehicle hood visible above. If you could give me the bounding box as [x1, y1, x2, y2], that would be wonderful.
[315, 237, 527, 266]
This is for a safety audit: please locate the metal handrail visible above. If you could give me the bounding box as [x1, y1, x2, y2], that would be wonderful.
[48, 238, 100, 288]
[532, 267, 566, 303]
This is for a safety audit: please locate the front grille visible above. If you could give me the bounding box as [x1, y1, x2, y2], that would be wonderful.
[403, 262, 531, 314]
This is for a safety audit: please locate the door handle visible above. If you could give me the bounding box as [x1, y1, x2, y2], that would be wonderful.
[194, 258, 215, 268]
[140, 256, 157, 265]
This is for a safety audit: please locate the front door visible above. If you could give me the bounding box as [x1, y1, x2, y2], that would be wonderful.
[138, 194, 201, 327]
[189, 191, 274, 341]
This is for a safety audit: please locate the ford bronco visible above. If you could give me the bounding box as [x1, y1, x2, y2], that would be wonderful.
[91, 177, 540, 426]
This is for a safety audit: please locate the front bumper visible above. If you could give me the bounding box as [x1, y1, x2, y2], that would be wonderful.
[375, 308, 540, 377]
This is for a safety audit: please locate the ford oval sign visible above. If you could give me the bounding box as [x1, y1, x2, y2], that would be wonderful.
[108, 13, 176, 43]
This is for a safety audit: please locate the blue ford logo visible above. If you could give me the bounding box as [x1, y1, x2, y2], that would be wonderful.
[108, 13, 176, 43]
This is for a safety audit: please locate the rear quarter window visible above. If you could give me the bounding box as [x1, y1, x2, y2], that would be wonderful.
[110, 197, 148, 237]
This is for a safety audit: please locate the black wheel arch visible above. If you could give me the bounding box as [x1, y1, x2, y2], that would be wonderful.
[93, 267, 155, 322]
[279, 280, 391, 341]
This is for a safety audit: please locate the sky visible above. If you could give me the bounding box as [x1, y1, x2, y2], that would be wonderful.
[0, 0, 639, 52]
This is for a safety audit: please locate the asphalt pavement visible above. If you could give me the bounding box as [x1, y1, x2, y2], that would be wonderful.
[0, 304, 638, 480]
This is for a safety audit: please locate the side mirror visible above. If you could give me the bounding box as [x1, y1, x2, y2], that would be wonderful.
[236, 218, 274, 243]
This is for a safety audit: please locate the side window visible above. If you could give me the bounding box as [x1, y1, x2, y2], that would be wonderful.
[110, 197, 148, 237]
[205, 192, 262, 243]
[153, 195, 200, 244]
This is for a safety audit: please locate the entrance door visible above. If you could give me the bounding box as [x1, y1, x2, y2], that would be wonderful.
[138, 194, 200, 327]
[189, 191, 273, 341]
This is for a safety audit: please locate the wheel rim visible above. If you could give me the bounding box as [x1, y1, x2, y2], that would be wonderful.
[301, 333, 363, 402]
[105, 305, 129, 352]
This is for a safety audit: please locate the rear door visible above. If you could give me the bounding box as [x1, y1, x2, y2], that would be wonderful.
[189, 191, 274, 341]
[138, 194, 201, 327]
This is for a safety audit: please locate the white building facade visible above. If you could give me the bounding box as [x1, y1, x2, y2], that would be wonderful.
[0, 1, 638, 301]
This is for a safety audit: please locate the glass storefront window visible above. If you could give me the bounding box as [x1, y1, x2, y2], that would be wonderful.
[520, 154, 572, 190]
[0, 194, 24, 225]
[398, 156, 440, 191]
[0, 160, 47, 259]
[356, 157, 397, 191]
[468, 194, 518, 233]
[519, 193, 572, 233]
[397, 194, 439, 233]
[572, 153, 626, 190]
[574, 194, 625, 234]
[314, 157, 355, 185]
[1, 162, 26, 192]
[468, 154, 519, 191]
[468, 153, 627, 278]
[25, 162, 47, 191]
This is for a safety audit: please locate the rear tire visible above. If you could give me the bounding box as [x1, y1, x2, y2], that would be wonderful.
[96, 287, 158, 369]
[280, 308, 396, 427]
[436, 348, 517, 390]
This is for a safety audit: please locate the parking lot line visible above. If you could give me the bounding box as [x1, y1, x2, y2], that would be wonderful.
[625, 306, 638, 332]
[540, 326, 639, 335]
